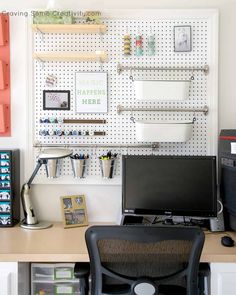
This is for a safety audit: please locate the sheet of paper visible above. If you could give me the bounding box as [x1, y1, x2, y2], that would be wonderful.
[231, 142, 236, 154]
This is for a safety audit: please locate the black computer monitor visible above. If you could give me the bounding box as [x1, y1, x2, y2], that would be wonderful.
[122, 155, 217, 218]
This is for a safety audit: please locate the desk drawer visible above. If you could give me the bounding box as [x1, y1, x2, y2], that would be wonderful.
[31, 263, 80, 295]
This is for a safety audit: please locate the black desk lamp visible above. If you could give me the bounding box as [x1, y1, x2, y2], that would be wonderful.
[20, 148, 73, 230]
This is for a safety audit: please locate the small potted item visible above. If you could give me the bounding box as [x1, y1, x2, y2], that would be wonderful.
[99, 151, 117, 179]
[70, 153, 89, 178]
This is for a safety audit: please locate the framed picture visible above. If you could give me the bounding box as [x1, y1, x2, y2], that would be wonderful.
[60, 195, 88, 228]
[174, 26, 192, 52]
[43, 90, 70, 110]
[75, 72, 108, 113]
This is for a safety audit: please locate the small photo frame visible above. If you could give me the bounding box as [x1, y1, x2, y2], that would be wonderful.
[60, 195, 88, 228]
[174, 26, 192, 52]
[43, 90, 70, 110]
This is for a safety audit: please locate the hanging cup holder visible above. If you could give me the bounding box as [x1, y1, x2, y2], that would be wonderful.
[99, 158, 116, 179]
[45, 159, 61, 178]
[71, 157, 87, 179]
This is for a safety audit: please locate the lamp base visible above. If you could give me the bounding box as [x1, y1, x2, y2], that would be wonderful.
[20, 221, 53, 230]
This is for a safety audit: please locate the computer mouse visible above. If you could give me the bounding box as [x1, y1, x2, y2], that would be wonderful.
[221, 236, 235, 247]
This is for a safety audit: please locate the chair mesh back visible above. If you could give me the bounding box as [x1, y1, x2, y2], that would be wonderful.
[86, 226, 204, 295]
[98, 239, 192, 286]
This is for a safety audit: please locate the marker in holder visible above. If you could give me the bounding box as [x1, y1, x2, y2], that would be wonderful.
[99, 152, 117, 179]
[70, 154, 89, 178]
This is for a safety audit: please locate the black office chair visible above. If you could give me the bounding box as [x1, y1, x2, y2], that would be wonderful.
[75, 225, 205, 295]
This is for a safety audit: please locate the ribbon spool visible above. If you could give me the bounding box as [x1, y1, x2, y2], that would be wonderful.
[147, 33, 155, 56]
[123, 34, 131, 56]
[135, 34, 143, 56]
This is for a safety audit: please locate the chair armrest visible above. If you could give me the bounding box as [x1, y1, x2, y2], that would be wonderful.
[198, 263, 210, 277]
[74, 262, 90, 279]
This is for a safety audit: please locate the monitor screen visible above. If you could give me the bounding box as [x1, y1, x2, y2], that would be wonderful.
[122, 155, 217, 217]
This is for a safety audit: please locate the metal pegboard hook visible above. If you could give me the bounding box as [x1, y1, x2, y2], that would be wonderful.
[130, 109, 136, 123]
[190, 69, 195, 81]
[129, 69, 134, 81]
[36, 26, 45, 42]
[36, 57, 45, 70]
[99, 57, 103, 70]
[99, 27, 104, 42]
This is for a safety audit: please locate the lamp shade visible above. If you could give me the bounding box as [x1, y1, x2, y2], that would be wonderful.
[39, 148, 73, 160]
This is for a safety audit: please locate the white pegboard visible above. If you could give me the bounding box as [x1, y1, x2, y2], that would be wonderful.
[31, 11, 218, 182]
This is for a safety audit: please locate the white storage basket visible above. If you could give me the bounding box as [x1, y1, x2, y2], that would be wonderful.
[136, 120, 193, 142]
[134, 80, 191, 101]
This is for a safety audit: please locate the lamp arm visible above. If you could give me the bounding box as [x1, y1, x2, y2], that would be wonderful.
[21, 159, 47, 225]
[27, 159, 47, 186]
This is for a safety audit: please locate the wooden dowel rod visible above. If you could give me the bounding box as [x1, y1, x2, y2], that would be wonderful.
[94, 131, 106, 136]
[63, 119, 106, 124]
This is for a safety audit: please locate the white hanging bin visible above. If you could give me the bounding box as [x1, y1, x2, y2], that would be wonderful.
[136, 120, 193, 142]
[134, 80, 191, 101]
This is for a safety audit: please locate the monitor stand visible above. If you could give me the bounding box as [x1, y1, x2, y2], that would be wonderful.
[120, 215, 144, 225]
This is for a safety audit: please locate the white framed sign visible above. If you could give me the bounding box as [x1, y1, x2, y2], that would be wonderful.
[75, 72, 108, 113]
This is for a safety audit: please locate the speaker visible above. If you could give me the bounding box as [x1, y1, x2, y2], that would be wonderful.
[210, 200, 225, 232]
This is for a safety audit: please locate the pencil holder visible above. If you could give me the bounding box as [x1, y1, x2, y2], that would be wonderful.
[45, 159, 61, 178]
[99, 158, 116, 179]
[71, 158, 87, 178]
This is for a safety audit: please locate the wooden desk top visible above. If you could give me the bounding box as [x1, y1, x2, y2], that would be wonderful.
[1, 223, 236, 263]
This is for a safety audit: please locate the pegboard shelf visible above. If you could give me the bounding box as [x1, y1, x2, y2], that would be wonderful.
[32, 24, 107, 34]
[34, 175, 121, 186]
[33, 51, 108, 62]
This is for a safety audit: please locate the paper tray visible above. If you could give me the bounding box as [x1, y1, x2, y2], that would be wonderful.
[136, 120, 193, 142]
